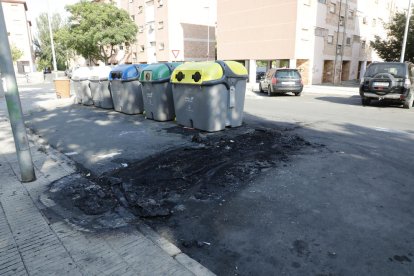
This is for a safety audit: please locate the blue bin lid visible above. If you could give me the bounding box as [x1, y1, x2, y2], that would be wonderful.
[109, 64, 148, 81]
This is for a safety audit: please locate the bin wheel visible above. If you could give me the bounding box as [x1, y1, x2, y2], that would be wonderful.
[268, 86, 272, 96]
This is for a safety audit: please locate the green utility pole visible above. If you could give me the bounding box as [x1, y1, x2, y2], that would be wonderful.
[0, 4, 36, 182]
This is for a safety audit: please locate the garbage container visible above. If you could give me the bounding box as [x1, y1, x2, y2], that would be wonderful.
[109, 64, 148, 114]
[171, 61, 248, 132]
[71, 67, 92, 105]
[54, 77, 71, 98]
[89, 66, 113, 109]
[140, 63, 181, 121]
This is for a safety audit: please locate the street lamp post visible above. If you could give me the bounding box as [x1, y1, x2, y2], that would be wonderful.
[204, 4, 210, 60]
[47, 0, 58, 78]
[0, 4, 36, 182]
[400, 0, 412, 62]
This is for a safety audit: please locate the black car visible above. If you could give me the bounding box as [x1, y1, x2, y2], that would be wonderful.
[259, 68, 303, 96]
[359, 62, 414, 109]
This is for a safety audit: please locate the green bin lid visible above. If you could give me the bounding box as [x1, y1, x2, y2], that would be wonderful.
[140, 62, 181, 83]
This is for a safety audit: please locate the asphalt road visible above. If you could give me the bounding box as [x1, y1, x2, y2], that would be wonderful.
[2, 83, 413, 275]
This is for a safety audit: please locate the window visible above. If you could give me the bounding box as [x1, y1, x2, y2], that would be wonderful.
[336, 44, 342, 54]
[138, 6, 143, 13]
[131, 15, 135, 21]
[346, 37, 351, 45]
[318, 0, 326, 3]
[157, 0, 163, 7]
[363, 16, 368, 24]
[330, 3, 336, 13]
[138, 25, 144, 33]
[303, 0, 311, 6]
[327, 35, 334, 44]
[372, 18, 376, 27]
[140, 45, 145, 52]
[348, 10, 354, 19]
[158, 21, 164, 29]
[150, 42, 156, 47]
[339, 16, 344, 26]
[119, 45, 124, 50]
[361, 40, 366, 49]
[159, 42, 164, 50]
[315, 27, 327, 37]
[129, 0, 133, 3]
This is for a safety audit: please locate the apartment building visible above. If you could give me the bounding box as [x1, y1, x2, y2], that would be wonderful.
[106, 0, 216, 64]
[217, 0, 404, 84]
[1, 0, 35, 73]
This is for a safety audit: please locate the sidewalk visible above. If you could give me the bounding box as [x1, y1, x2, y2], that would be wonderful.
[0, 117, 214, 275]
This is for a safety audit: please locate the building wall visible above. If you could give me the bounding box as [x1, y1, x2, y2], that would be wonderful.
[217, 0, 298, 60]
[2, 0, 35, 73]
[217, 0, 404, 84]
[118, 0, 216, 64]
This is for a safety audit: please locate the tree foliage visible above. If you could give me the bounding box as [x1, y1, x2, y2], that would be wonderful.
[371, 9, 414, 62]
[35, 13, 68, 71]
[63, 1, 137, 64]
[11, 44, 23, 62]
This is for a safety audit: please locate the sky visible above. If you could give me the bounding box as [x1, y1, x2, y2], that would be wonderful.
[25, 0, 79, 32]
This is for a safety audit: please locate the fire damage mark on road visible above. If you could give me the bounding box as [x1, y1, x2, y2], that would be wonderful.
[44, 126, 320, 229]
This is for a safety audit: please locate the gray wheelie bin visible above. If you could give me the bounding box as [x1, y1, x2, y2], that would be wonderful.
[89, 66, 113, 109]
[109, 64, 148, 114]
[139, 63, 181, 121]
[71, 67, 92, 105]
[171, 61, 248, 132]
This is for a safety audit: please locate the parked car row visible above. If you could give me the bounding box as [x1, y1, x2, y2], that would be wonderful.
[256, 62, 413, 109]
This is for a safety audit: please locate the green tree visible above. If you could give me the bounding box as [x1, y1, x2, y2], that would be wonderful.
[11, 44, 23, 62]
[64, 1, 137, 64]
[371, 9, 413, 62]
[35, 13, 68, 70]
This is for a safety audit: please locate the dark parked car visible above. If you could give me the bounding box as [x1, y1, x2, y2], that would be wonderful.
[259, 68, 303, 96]
[360, 62, 414, 109]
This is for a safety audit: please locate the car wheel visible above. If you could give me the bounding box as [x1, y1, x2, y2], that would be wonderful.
[403, 94, 413, 109]
[268, 86, 272, 96]
[294, 92, 301, 96]
[361, 97, 371, 106]
[259, 83, 264, 93]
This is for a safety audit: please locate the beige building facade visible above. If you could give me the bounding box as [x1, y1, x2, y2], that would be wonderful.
[1, 0, 35, 73]
[108, 0, 217, 64]
[217, 0, 404, 84]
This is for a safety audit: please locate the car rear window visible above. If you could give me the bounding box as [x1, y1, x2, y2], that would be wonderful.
[275, 70, 301, 79]
[365, 63, 406, 78]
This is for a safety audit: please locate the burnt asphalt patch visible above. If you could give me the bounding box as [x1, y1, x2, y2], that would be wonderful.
[45, 126, 314, 226]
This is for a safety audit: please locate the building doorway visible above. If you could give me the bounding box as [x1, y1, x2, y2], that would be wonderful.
[322, 60, 334, 83]
[341, 61, 351, 81]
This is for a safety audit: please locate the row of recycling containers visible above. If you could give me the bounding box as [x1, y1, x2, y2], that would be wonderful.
[71, 61, 248, 132]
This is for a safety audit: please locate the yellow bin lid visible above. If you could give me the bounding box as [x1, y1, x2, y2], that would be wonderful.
[171, 61, 224, 85]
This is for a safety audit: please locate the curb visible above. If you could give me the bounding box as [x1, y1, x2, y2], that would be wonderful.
[27, 121, 216, 276]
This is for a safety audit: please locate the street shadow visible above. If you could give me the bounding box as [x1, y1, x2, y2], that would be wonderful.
[315, 95, 408, 108]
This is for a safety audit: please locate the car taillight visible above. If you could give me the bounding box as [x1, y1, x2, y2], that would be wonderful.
[404, 78, 411, 89]
[271, 77, 277, 85]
